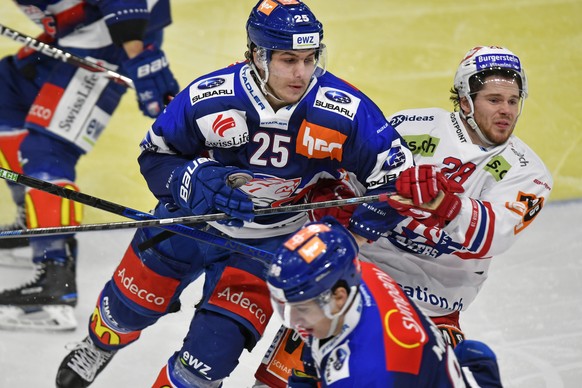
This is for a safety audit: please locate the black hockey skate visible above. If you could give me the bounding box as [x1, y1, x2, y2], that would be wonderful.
[0, 237, 78, 330]
[56, 336, 117, 388]
[0, 206, 29, 249]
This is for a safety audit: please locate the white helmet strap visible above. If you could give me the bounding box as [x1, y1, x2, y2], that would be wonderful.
[461, 96, 496, 148]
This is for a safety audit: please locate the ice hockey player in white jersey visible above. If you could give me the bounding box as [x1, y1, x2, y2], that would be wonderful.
[360, 45, 553, 345]
[266, 217, 503, 387]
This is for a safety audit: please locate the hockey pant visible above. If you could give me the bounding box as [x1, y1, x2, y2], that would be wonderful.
[88, 213, 292, 384]
[0, 128, 28, 209]
[255, 311, 466, 387]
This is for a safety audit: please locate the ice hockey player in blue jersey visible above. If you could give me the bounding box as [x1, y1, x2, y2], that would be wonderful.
[266, 217, 502, 387]
[55, 0, 414, 387]
[0, 0, 179, 331]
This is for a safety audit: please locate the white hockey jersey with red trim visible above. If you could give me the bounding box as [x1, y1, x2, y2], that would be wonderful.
[359, 107, 552, 317]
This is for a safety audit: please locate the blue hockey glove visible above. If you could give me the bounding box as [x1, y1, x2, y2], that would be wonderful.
[454, 340, 502, 387]
[287, 369, 319, 388]
[170, 158, 254, 223]
[122, 46, 179, 118]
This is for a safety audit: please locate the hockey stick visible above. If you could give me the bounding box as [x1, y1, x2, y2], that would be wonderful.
[0, 168, 273, 260]
[0, 23, 134, 89]
[0, 167, 394, 236]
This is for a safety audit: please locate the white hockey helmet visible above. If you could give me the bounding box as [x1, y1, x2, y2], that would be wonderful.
[454, 46, 528, 99]
[453, 46, 528, 146]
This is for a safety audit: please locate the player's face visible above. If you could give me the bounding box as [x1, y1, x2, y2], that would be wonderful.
[265, 49, 317, 107]
[286, 299, 333, 339]
[466, 78, 522, 145]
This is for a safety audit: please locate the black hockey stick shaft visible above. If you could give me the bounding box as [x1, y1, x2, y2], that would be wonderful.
[0, 23, 134, 89]
[0, 167, 394, 235]
[0, 168, 273, 260]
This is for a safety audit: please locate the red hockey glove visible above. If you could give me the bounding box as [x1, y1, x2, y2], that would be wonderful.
[305, 179, 357, 227]
[387, 165, 464, 227]
[395, 164, 442, 205]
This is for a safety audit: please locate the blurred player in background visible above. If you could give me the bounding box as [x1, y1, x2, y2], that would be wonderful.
[0, 0, 179, 331]
[255, 45, 552, 387]
[55, 1, 414, 387]
[266, 217, 502, 387]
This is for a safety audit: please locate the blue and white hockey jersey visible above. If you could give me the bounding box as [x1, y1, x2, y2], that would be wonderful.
[139, 62, 413, 240]
[304, 261, 466, 387]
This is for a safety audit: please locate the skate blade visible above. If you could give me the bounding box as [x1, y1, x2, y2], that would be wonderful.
[0, 305, 77, 331]
[0, 247, 33, 268]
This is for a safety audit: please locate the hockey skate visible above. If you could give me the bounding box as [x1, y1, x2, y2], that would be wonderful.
[0, 237, 78, 331]
[0, 205, 29, 250]
[56, 336, 117, 388]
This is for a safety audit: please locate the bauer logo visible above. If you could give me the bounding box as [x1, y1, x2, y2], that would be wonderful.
[190, 74, 234, 105]
[293, 33, 319, 49]
[314, 87, 360, 120]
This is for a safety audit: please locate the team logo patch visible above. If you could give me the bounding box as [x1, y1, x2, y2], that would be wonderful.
[296, 119, 347, 161]
[324, 343, 351, 385]
[239, 174, 302, 208]
[190, 74, 234, 105]
[314, 87, 360, 120]
[506, 191, 545, 234]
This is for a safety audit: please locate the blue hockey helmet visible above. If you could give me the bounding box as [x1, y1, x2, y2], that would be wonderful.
[267, 217, 361, 304]
[246, 0, 324, 51]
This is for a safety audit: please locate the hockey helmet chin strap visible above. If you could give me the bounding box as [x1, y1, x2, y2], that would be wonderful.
[317, 285, 359, 339]
[460, 98, 497, 148]
[249, 53, 285, 104]
[250, 46, 326, 106]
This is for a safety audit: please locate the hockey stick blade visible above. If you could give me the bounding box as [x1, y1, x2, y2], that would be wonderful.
[0, 23, 134, 89]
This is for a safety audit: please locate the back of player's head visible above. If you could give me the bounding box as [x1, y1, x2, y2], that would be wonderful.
[267, 217, 361, 304]
[246, 0, 324, 52]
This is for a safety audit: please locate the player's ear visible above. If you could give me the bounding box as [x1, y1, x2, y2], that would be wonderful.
[459, 96, 471, 115]
[331, 287, 349, 312]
